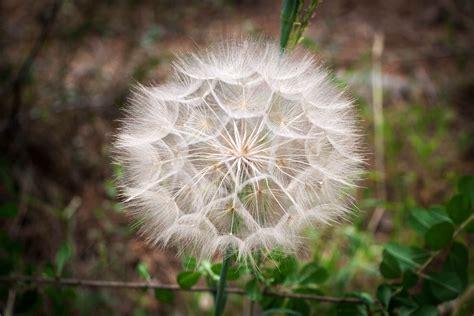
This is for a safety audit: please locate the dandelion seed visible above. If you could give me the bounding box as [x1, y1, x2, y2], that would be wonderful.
[114, 39, 363, 261]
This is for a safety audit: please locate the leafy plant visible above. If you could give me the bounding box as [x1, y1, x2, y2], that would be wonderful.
[172, 176, 473, 315]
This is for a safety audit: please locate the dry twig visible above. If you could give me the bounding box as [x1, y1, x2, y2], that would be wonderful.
[0, 275, 365, 304]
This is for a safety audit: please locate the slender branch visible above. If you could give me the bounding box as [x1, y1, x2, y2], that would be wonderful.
[8, 0, 63, 90]
[3, 0, 63, 136]
[0, 275, 364, 304]
[3, 288, 16, 316]
[368, 32, 386, 232]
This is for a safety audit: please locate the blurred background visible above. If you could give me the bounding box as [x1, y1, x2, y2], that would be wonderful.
[0, 0, 473, 314]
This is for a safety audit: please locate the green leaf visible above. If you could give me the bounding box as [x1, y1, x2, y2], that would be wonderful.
[425, 222, 454, 250]
[380, 243, 429, 278]
[260, 308, 302, 316]
[272, 256, 298, 284]
[261, 296, 285, 310]
[408, 207, 451, 235]
[380, 252, 401, 279]
[465, 220, 474, 233]
[177, 271, 201, 289]
[154, 288, 174, 304]
[410, 305, 440, 316]
[104, 179, 117, 199]
[336, 302, 367, 316]
[336, 292, 372, 316]
[136, 262, 151, 281]
[350, 292, 374, 305]
[393, 291, 418, 315]
[55, 241, 73, 276]
[376, 284, 391, 307]
[458, 175, 474, 204]
[245, 278, 263, 301]
[402, 270, 418, 289]
[279, 0, 299, 51]
[427, 271, 463, 302]
[447, 194, 471, 224]
[409, 206, 455, 250]
[183, 256, 197, 270]
[399, 306, 418, 316]
[298, 263, 328, 285]
[211, 263, 239, 281]
[0, 202, 17, 217]
[444, 242, 468, 274]
[286, 299, 310, 316]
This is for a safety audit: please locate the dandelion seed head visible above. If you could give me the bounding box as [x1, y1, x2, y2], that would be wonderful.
[114, 39, 363, 260]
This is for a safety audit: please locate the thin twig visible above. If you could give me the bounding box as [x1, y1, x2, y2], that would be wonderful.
[3, 288, 16, 316]
[0, 275, 365, 304]
[3, 0, 63, 136]
[368, 32, 387, 232]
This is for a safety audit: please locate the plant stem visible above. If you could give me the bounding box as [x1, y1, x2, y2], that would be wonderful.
[279, 0, 300, 53]
[280, 0, 319, 52]
[214, 247, 232, 316]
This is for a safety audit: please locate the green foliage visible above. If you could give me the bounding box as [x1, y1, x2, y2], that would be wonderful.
[447, 194, 471, 224]
[135, 261, 175, 304]
[0, 0, 471, 314]
[172, 176, 472, 315]
[279, 0, 299, 51]
[55, 240, 74, 276]
[245, 278, 263, 301]
[177, 271, 202, 289]
[376, 284, 391, 307]
[298, 262, 328, 285]
[0, 202, 17, 217]
[260, 308, 302, 316]
[458, 175, 474, 204]
[409, 206, 455, 250]
[375, 176, 473, 315]
[136, 262, 151, 281]
[211, 262, 239, 281]
[280, 0, 319, 51]
[154, 288, 174, 304]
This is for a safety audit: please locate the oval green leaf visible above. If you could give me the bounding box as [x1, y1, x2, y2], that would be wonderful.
[447, 194, 471, 224]
[425, 222, 454, 250]
[410, 305, 440, 316]
[154, 288, 174, 304]
[177, 271, 201, 289]
[458, 175, 474, 204]
[428, 271, 463, 302]
[0, 202, 17, 218]
[245, 278, 263, 301]
[211, 263, 239, 281]
[298, 263, 328, 285]
[136, 262, 151, 280]
[376, 284, 391, 307]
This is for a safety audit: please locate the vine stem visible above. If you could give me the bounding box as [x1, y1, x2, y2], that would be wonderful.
[0, 275, 364, 303]
[214, 247, 232, 316]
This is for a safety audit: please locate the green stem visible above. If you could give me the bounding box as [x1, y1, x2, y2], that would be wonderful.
[214, 248, 232, 316]
[280, 0, 320, 52]
[279, 0, 300, 53]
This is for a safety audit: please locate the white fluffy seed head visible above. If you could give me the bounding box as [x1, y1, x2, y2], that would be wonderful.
[114, 39, 364, 261]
